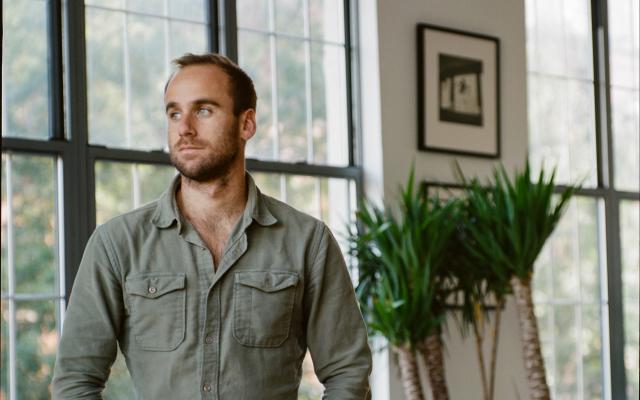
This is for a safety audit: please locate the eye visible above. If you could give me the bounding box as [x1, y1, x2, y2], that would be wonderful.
[168, 111, 181, 121]
[196, 107, 212, 117]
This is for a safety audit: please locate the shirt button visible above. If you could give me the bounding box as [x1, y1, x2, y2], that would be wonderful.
[205, 336, 214, 344]
[148, 286, 157, 294]
[203, 383, 212, 392]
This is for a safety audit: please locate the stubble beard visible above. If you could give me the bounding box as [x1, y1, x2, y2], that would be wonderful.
[169, 121, 241, 182]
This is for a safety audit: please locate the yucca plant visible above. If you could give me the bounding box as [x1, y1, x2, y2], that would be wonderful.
[459, 162, 579, 400]
[447, 194, 511, 400]
[349, 169, 457, 400]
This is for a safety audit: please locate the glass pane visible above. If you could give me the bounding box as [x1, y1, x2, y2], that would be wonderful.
[2, 0, 50, 139]
[169, 21, 207, 61]
[15, 300, 58, 399]
[1, 155, 8, 294]
[95, 161, 175, 225]
[309, 0, 344, 43]
[237, 0, 269, 30]
[275, 0, 304, 36]
[239, 31, 276, 160]
[310, 44, 348, 165]
[536, 303, 555, 389]
[554, 304, 579, 400]
[128, 15, 166, 150]
[137, 164, 176, 205]
[12, 155, 57, 295]
[582, 305, 603, 399]
[86, 5, 207, 151]
[525, 0, 593, 80]
[608, 0, 639, 90]
[611, 88, 640, 192]
[103, 348, 134, 399]
[86, 8, 127, 147]
[298, 352, 324, 399]
[277, 38, 308, 162]
[620, 201, 639, 399]
[95, 162, 133, 225]
[168, 0, 206, 23]
[1, 300, 9, 399]
[528, 75, 597, 187]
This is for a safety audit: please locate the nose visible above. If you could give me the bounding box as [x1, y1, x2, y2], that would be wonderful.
[177, 114, 195, 137]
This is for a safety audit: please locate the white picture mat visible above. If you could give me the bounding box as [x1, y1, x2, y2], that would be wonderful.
[422, 29, 497, 154]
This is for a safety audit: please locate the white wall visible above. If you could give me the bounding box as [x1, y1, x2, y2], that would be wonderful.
[359, 0, 531, 399]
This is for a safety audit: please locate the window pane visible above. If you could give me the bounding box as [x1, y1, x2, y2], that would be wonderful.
[527, 75, 597, 187]
[237, 0, 269, 30]
[533, 197, 606, 400]
[95, 161, 176, 225]
[620, 201, 639, 399]
[2, 156, 8, 294]
[526, 0, 593, 79]
[277, 38, 308, 162]
[85, 4, 208, 151]
[609, 0, 640, 192]
[237, 0, 350, 167]
[1, 300, 9, 399]
[275, 0, 304, 36]
[2, 0, 50, 139]
[309, 0, 344, 43]
[239, 31, 276, 160]
[15, 300, 58, 399]
[311, 44, 348, 165]
[11, 155, 58, 295]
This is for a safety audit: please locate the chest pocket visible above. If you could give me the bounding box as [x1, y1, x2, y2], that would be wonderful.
[125, 273, 186, 351]
[233, 271, 299, 348]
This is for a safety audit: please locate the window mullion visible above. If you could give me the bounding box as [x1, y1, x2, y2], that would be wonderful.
[47, 0, 65, 140]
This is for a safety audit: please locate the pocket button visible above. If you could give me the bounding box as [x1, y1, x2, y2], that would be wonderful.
[148, 286, 157, 295]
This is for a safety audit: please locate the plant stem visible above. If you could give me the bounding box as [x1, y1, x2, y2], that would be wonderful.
[472, 308, 490, 400]
[395, 345, 424, 400]
[511, 276, 551, 400]
[489, 298, 504, 400]
[418, 332, 450, 400]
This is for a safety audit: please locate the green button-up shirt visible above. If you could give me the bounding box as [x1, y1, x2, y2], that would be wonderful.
[52, 174, 372, 399]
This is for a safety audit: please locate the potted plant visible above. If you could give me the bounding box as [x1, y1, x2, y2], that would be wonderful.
[348, 170, 457, 400]
[459, 163, 578, 400]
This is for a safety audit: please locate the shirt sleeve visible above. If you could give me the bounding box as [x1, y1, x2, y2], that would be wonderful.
[304, 223, 373, 400]
[52, 227, 124, 399]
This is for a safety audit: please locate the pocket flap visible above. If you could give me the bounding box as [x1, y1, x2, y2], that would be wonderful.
[125, 274, 185, 299]
[235, 271, 299, 293]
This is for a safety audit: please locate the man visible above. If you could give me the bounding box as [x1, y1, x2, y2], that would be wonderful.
[52, 53, 372, 399]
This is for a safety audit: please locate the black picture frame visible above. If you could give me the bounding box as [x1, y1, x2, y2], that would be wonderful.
[417, 24, 501, 158]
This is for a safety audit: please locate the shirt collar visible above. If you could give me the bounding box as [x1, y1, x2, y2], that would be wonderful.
[151, 172, 278, 229]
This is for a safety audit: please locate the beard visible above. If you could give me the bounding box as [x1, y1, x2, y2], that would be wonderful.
[169, 120, 241, 182]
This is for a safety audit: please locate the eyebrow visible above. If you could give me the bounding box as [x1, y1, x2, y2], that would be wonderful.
[165, 98, 222, 113]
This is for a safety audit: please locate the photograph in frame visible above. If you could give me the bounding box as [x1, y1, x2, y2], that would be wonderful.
[417, 24, 500, 158]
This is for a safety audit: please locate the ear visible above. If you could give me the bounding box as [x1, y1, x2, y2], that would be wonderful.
[239, 109, 256, 141]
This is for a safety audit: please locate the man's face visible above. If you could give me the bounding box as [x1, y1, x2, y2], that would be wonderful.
[164, 65, 248, 182]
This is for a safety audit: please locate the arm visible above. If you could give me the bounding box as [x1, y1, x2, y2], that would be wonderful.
[52, 228, 124, 399]
[304, 224, 373, 400]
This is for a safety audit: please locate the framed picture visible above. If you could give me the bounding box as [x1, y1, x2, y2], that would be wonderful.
[417, 24, 500, 158]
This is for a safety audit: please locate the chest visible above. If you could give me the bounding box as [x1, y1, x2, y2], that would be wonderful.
[193, 221, 234, 267]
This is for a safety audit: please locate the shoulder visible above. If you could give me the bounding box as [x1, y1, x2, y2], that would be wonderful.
[95, 201, 160, 240]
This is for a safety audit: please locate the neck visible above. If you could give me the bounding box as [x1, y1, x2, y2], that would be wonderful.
[176, 167, 248, 228]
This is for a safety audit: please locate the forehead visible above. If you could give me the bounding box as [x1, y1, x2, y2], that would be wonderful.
[164, 64, 232, 104]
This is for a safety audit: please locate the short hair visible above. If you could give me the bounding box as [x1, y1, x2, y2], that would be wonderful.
[166, 53, 257, 116]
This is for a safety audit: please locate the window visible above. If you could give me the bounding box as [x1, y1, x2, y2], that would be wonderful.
[526, 0, 639, 399]
[1, 0, 360, 398]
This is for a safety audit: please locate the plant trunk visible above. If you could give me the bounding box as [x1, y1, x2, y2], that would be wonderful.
[488, 298, 505, 400]
[418, 332, 450, 400]
[510, 276, 551, 400]
[394, 345, 424, 400]
[472, 304, 490, 400]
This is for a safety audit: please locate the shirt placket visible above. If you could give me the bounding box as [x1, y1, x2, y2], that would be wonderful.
[199, 231, 249, 400]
